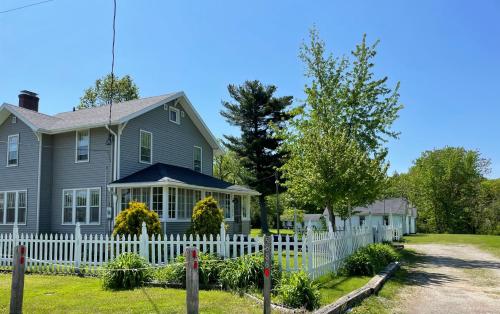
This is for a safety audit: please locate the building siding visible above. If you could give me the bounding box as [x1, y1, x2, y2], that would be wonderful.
[39, 134, 53, 234]
[0, 114, 39, 234]
[50, 127, 112, 235]
[119, 100, 214, 179]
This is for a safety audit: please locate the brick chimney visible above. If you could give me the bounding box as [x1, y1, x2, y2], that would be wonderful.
[18, 90, 39, 112]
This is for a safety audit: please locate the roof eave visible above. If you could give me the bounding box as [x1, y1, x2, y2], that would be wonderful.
[108, 180, 260, 195]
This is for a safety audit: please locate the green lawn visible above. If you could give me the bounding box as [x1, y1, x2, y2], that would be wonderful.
[250, 228, 295, 237]
[0, 274, 267, 314]
[404, 233, 500, 257]
[315, 274, 372, 306]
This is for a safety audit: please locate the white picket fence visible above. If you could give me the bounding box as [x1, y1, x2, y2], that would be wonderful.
[0, 222, 399, 279]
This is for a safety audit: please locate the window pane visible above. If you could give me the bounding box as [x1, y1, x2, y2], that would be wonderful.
[76, 190, 87, 206]
[168, 187, 176, 219]
[178, 188, 186, 219]
[90, 206, 99, 223]
[140, 131, 152, 163]
[0, 193, 4, 224]
[77, 130, 89, 161]
[90, 189, 100, 207]
[75, 190, 87, 223]
[193, 147, 202, 172]
[89, 189, 100, 223]
[17, 192, 26, 224]
[8, 136, 18, 165]
[121, 189, 131, 210]
[63, 190, 73, 224]
[63, 207, 72, 224]
[152, 187, 163, 218]
[6, 192, 15, 223]
[170, 108, 177, 122]
[76, 206, 86, 223]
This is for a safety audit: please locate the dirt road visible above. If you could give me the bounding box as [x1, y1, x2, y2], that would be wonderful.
[396, 244, 500, 314]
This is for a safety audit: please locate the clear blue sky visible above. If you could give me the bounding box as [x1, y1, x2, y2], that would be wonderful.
[1, 0, 499, 178]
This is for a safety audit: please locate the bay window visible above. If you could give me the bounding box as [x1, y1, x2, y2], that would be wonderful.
[0, 190, 27, 224]
[62, 188, 100, 225]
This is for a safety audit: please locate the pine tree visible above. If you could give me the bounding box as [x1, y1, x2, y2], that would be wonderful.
[221, 80, 293, 233]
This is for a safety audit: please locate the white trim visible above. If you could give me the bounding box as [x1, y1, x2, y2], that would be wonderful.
[169, 106, 180, 125]
[139, 129, 153, 164]
[36, 133, 42, 233]
[193, 145, 202, 173]
[61, 187, 101, 225]
[0, 190, 28, 225]
[75, 129, 90, 163]
[6, 134, 19, 167]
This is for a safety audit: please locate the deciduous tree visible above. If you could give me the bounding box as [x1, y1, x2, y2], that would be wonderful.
[78, 74, 139, 109]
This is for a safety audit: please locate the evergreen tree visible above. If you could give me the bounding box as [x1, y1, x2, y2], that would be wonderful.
[221, 80, 293, 233]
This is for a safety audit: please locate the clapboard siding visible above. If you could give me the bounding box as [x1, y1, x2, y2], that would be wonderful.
[50, 127, 112, 235]
[0, 114, 39, 234]
[39, 134, 53, 234]
[120, 101, 214, 178]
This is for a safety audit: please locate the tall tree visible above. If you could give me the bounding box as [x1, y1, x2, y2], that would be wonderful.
[221, 80, 293, 233]
[213, 144, 252, 185]
[282, 28, 402, 227]
[406, 147, 490, 233]
[78, 74, 139, 109]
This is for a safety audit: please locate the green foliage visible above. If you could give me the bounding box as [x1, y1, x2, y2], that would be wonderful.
[101, 253, 151, 290]
[113, 201, 161, 237]
[78, 74, 139, 109]
[281, 27, 402, 227]
[213, 145, 253, 185]
[152, 253, 222, 287]
[219, 253, 281, 291]
[277, 271, 321, 310]
[478, 179, 500, 235]
[189, 196, 224, 236]
[406, 147, 490, 233]
[280, 208, 305, 223]
[343, 243, 400, 276]
[220, 80, 294, 233]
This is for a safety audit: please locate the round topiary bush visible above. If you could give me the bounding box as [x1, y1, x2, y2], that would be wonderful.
[101, 252, 152, 290]
[113, 201, 161, 237]
[189, 196, 224, 236]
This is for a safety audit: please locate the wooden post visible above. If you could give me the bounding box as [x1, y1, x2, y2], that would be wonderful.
[10, 245, 26, 314]
[74, 223, 82, 274]
[185, 247, 199, 314]
[263, 235, 272, 314]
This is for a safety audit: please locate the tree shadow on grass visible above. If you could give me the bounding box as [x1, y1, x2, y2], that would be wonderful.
[141, 287, 161, 314]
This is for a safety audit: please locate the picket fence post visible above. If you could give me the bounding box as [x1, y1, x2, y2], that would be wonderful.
[306, 221, 313, 277]
[13, 223, 19, 247]
[139, 222, 149, 261]
[219, 223, 226, 258]
[74, 223, 82, 272]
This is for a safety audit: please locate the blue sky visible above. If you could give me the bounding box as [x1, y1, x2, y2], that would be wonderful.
[1, 0, 499, 178]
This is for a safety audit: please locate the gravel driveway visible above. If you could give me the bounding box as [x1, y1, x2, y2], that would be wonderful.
[396, 244, 500, 314]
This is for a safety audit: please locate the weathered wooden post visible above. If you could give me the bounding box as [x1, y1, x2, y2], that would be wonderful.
[74, 223, 82, 274]
[185, 247, 199, 314]
[306, 221, 313, 277]
[263, 235, 272, 314]
[10, 245, 26, 314]
[219, 222, 226, 258]
[139, 222, 149, 261]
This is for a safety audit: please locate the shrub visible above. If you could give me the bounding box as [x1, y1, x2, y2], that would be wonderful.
[152, 253, 222, 287]
[343, 243, 400, 276]
[189, 196, 224, 236]
[219, 253, 281, 291]
[277, 271, 321, 311]
[101, 253, 152, 290]
[113, 201, 161, 237]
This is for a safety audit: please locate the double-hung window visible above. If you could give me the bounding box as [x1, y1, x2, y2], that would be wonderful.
[169, 107, 180, 124]
[0, 190, 27, 224]
[140, 130, 152, 164]
[7, 134, 19, 166]
[75, 130, 90, 162]
[212, 192, 231, 219]
[62, 188, 100, 225]
[193, 146, 202, 172]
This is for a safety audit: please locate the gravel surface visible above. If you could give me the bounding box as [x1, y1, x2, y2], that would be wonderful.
[396, 244, 500, 314]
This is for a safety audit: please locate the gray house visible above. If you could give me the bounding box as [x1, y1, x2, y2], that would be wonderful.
[0, 91, 258, 235]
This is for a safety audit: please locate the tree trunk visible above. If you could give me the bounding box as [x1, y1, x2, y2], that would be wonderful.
[259, 194, 269, 234]
[327, 206, 336, 231]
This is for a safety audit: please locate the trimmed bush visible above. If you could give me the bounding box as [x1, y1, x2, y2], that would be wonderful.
[113, 201, 161, 237]
[101, 253, 152, 290]
[343, 243, 400, 276]
[189, 196, 224, 236]
[152, 253, 222, 287]
[219, 253, 281, 291]
[277, 271, 321, 311]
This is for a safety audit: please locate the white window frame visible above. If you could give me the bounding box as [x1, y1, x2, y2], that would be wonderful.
[193, 146, 202, 173]
[75, 129, 90, 163]
[6, 134, 19, 167]
[139, 130, 153, 164]
[0, 190, 27, 225]
[61, 187, 101, 225]
[241, 195, 251, 221]
[169, 107, 180, 125]
[11, 116, 17, 124]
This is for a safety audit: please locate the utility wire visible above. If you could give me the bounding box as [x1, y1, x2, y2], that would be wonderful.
[0, 0, 54, 14]
[108, 0, 117, 127]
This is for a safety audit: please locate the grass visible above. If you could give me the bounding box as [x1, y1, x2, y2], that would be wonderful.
[250, 228, 295, 237]
[315, 274, 372, 306]
[0, 274, 268, 314]
[404, 233, 500, 257]
[349, 248, 424, 314]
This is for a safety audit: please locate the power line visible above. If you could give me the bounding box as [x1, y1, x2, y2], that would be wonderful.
[108, 0, 117, 128]
[0, 0, 54, 14]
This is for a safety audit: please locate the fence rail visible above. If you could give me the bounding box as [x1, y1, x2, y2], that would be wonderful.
[0, 222, 399, 278]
